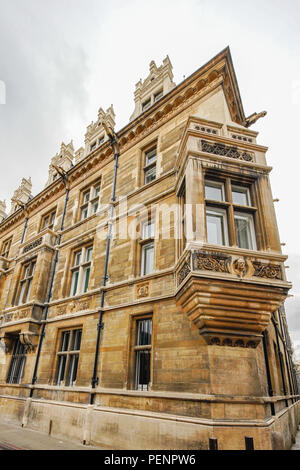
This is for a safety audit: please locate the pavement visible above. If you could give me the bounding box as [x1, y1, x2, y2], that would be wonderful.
[0, 420, 106, 450]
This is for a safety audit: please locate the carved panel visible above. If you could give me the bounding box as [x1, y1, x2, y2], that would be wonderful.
[136, 282, 150, 299]
[23, 237, 43, 254]
[192, 251, 230, 273]
[200, 140, 253, 162]
[177, 262, 191, 286]
[252, 262, 282, 280]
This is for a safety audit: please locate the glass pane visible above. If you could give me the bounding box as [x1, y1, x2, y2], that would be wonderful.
[154, 90, 163, 102]
[25, 279, 32, 303]
[137, 319, 152, 346]
[19, 282, 26, 305]
[235, 215, 253, 250]
[72, 330, 82, 351]
[142, 221, 154, 239]
[145, 148, 156, 166]
[83, 191, 90, 203]
[81, 207, 88, 220]
[205, 182, 224, 201]
[145, 165, 156, 184]
[92, 202, 98, 214]
[136, 350, 151, 391]
[60, 331, 70, 351]
[142, 243, 154, 275]
[66, 354, 79, 386]
[206, 213, 226, 245]
[83, 267, 90, 293]
[85, 247, 93, 262]
[142, 99, 151, 111]
[94, 185, 100, 197]
[56, 355, 66, 384]
[232, 186, 250, 206]
[74, 252, 81, 266]
[70, 270, 79, 296]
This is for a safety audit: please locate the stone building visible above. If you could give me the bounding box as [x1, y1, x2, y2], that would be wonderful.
[0, 47, 299, 450]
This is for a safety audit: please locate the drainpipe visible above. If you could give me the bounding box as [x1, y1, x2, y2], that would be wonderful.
[272, 314, 288, 407]
[30, 169, 69, 397]
[90, 124, 120, 405]
[278, 308, 294, 402]
[262, 331, 275, 416]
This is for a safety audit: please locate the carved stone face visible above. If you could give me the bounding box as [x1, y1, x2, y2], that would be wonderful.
[234, 258, 247, 276]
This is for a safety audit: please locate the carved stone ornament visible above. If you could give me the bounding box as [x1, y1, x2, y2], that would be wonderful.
[233, 257, 248, 277]
[178, 262, 191, 286]
[192, 251, 230, 273]
[200, 140, 253, 162]
[252, 262, 282, 280]
[136, 282, 150, 299]
[23, 237, 43, 254]
[19, 331, 39, 351]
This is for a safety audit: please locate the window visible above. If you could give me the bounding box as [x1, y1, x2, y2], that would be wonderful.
[134, 318, 152, 391]
[1, 237, 12, 258]
[80, 181, 101, 220]
[6, 338, 26, 384]
[205, 178, 257, 250]
[56, 328, 82, 386]
[206, 208, 228, 246]
[17, 260, 36, 305]
[40, 209, 56, 231]
[234, 212, 256, 250]
[144, 147, 157, 185]
[154, 89, 163, 102]
[90, 141, 97, 152]
[140, 220, 154, 276]
[142, 98, 151, 112]
[70, 246, 93, 296]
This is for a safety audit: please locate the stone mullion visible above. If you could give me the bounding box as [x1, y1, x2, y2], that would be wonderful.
[225, 178, 236, 247]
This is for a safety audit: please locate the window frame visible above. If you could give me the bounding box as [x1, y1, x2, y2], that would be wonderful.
[143, 145, 157, 186]
[204, 176, 258, 250]
[140, 219, 155, 276]
[134, 317, 153, 391]
[6, 337, 27, 384]
[1, 237, 12, 258]
[80, 180, 101, 221]
[69, 245, 93, 297]
[16, 259, 36, 306]
[55, 328, 82, 387]
[40, 208, 56, 232]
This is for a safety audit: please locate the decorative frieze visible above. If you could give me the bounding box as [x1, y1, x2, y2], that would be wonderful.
[252, 261, 282, 280]
[192, 251, 230, 273]
[200, 139, 253, 162]
[23, 237, 43, 254]
[178, 262, 191, 286]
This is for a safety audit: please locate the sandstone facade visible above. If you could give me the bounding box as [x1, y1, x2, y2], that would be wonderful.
[0, 48, 299, 450]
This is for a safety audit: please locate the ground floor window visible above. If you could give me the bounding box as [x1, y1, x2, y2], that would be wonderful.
[6, 338, 26, 384]
[56, 328, 82, 386]
[135, 318, 152, 391]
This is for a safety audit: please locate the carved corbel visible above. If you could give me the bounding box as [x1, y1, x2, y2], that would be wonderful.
[19, 331, 39, 351]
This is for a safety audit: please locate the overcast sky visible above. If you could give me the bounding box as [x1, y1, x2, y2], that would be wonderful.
[0, 0, 300, 359]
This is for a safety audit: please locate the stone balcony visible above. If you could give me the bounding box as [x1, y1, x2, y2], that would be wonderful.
[176, 246, 291, 348]
[19, 229, 58, 258]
